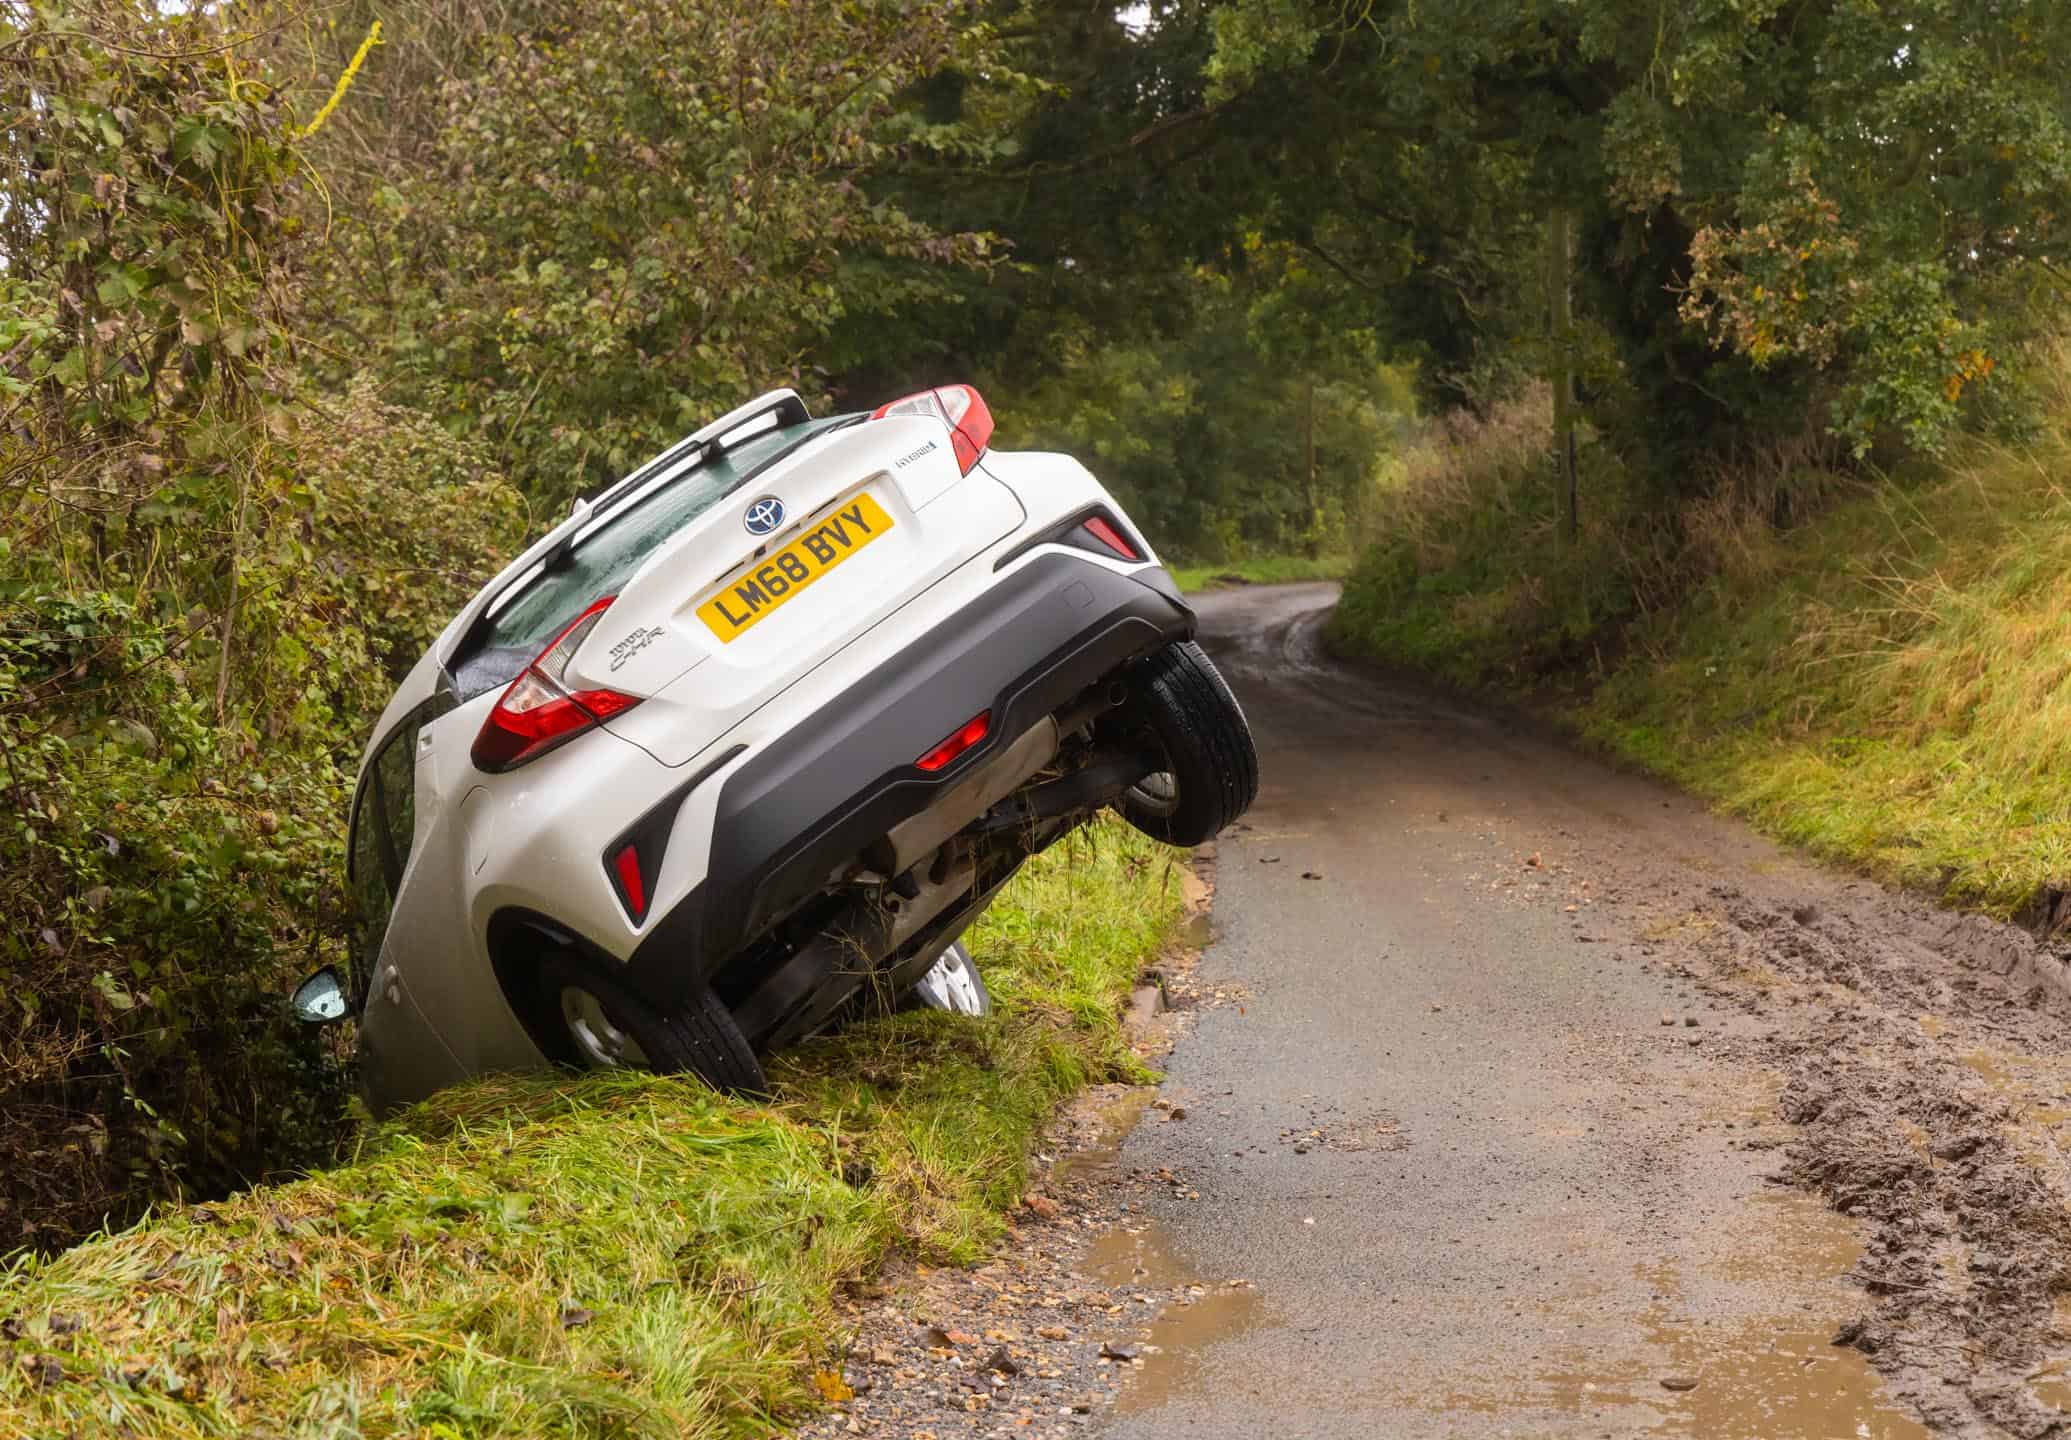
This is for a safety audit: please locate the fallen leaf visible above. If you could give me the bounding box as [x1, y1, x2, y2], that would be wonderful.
[813, 1368, 854, 1402]
[1301, 870, 1324, 880]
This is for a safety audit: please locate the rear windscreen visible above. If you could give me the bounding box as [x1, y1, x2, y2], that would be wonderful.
[452, 416, 849, 696]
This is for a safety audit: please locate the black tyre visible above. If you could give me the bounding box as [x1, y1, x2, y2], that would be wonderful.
[1116, 640, 1258, 846]
[537, 953, 767, 1094]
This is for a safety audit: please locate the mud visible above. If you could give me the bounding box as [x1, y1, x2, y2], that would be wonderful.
[1685, 882, 2071, 1437]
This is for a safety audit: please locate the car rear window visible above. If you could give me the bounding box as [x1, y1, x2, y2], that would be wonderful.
[453, 416, 849, 696]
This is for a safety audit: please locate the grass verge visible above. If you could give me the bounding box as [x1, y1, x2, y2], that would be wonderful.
[1170, 553, 1351, 594]
[0, 818, 1185, 1440]
[1331, 352, 2071, 917]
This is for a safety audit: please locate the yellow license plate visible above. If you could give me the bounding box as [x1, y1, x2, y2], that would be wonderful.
[697, 492, 895, 641]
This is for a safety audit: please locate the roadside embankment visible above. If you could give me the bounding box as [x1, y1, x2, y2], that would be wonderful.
[1330, 361, 2071, 920]
[0, 818, 1184, 1440]
[1170, 553, 1350, 594]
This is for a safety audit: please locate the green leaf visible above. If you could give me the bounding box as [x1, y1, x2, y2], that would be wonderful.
[93, 972, 137, 1012]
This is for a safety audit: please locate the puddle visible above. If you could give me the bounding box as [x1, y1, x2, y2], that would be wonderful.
[1056, 1087, 1270, 1417]
[1638, 1193, 1930, 1439]
[1392, 1191, 1929, 1436]
[1637, 1317, 1929, 1437]
[1087, 1221, 1266, 1415]
[2029, 1359, 2071, 1412]
[1055, 1088, 1154, 1188]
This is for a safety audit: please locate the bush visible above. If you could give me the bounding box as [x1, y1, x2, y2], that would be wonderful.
[0, 2, 529, 1249]
[1330, 388, 1849, 688]
[0, 381, 522, 1251]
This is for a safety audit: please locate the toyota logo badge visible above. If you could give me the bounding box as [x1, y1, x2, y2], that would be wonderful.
[743, 496, 785, 537]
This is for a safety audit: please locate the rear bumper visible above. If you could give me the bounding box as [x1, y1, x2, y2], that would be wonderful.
[615, 552, 1193, 1006]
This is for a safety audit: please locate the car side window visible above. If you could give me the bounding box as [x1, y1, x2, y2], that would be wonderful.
[345, 703, 437, 1003]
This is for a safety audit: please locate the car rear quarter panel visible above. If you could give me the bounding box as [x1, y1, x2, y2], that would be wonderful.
[977, 449, 1165, 568]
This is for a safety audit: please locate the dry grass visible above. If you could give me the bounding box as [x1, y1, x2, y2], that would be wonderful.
[0, 818, 1186, 1439]
[1329, 387, 1651, 682]
[1361, 388, 1554, 559]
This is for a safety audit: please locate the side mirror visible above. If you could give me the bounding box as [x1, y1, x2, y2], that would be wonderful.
[291, 965, 352, 1025]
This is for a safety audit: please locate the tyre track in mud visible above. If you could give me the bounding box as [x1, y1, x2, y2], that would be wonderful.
[1696, 885, 2071, 1437]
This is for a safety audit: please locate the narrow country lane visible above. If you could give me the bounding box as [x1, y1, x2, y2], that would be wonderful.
[1087, 582, 2071, 1440]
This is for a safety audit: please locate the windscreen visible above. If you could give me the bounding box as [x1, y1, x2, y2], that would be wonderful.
[452, 416, 847, 695]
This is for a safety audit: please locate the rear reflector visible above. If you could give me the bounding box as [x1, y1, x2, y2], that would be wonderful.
[613, 844, 647, 921]
[472, 597, 641, 772]
[916, 710, 991, 772]
[870, 384, 994, 475]
[1081, 514, 1141, 562]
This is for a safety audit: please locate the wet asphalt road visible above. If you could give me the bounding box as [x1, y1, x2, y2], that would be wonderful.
[1089, 582, 1929, 1439]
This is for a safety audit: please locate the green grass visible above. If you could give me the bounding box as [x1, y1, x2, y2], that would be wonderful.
[1330, 355, 2071, 917]
[0, 818, 1185, 1440]
[1170, 552, 1352, 594]
[1573, 447, 2071, 916]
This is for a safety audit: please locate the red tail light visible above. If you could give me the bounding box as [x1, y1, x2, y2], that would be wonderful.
[1081, 514, 1140, 562]
[916, 711, 990, 772]
[471, 598, 641, 772]
[612, 843, 647, 921]
[870, 384, 994, 474]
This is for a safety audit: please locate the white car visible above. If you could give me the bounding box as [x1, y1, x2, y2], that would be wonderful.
[293, 386, 1257, 1104]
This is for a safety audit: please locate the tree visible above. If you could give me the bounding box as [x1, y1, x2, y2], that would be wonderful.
[0, 0, 522, 1247]
[1082, 0, 2071, 468]
[300, 0, 1005, 508]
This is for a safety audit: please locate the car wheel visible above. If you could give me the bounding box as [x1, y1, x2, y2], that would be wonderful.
[537, 954, 767, 1094]
[1116, 640, 1258, 846]
[903, 940, 992, 1016]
